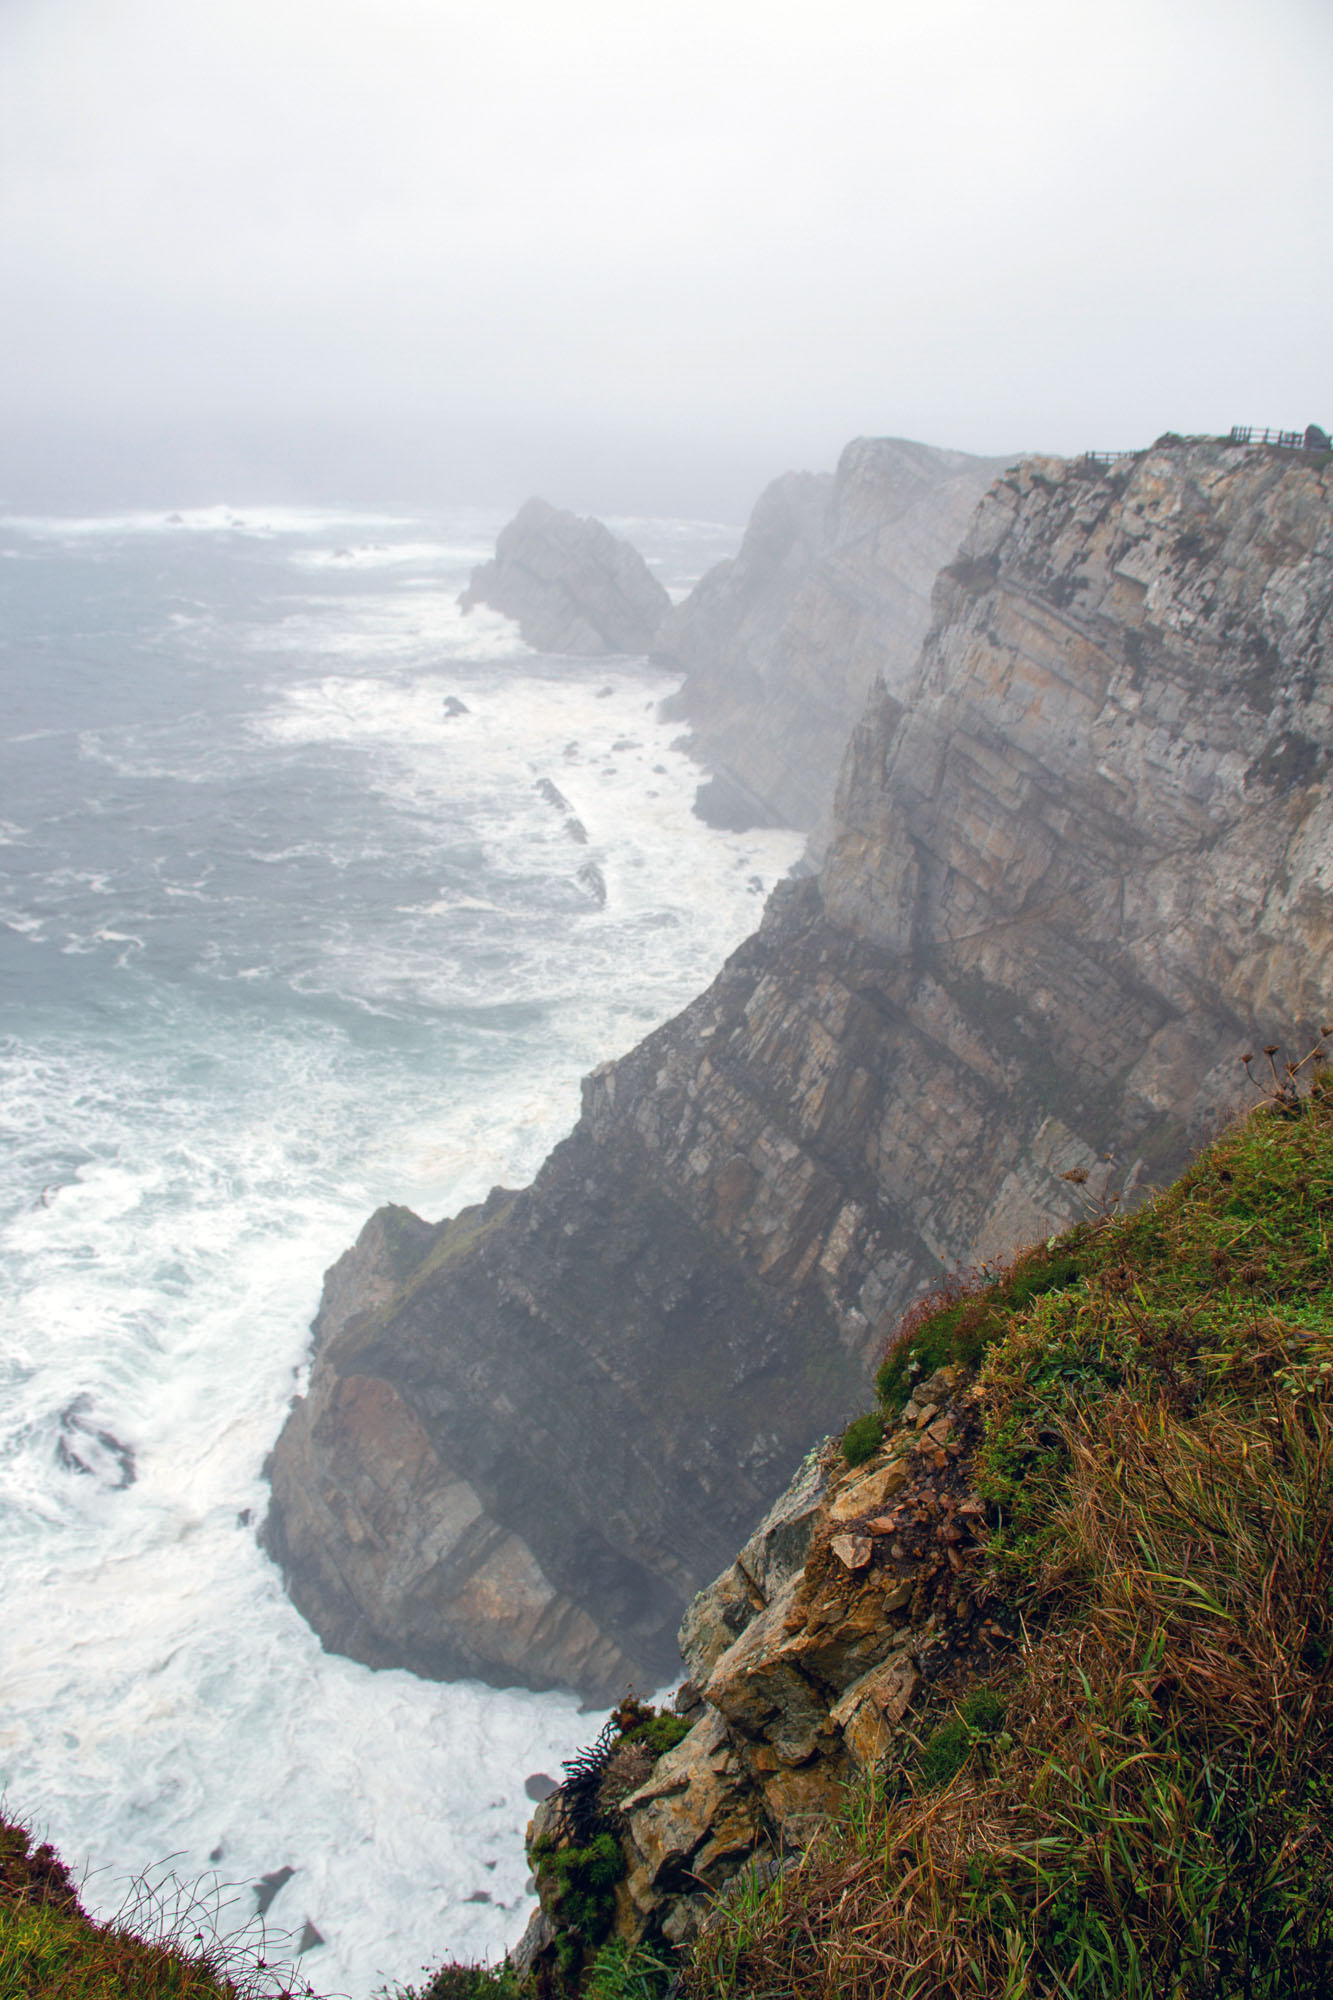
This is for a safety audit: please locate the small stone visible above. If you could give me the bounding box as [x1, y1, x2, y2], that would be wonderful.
[830, 1533, 873, 1570]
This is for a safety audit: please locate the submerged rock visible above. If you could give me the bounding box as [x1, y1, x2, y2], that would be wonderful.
[56, 1397, 135, 1490]
[459, 498, 670, 655]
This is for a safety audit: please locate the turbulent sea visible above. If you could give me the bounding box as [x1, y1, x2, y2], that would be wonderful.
[0, 502, 802, 1994]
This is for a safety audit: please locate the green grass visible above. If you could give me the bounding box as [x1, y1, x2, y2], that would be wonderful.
[840, 1410, 885, 1466]
[685, 1077, 1333, 1999]
[0, 1818, 316, 1999]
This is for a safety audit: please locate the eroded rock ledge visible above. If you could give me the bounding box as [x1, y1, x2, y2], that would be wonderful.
[265, 437, 1333, 1698]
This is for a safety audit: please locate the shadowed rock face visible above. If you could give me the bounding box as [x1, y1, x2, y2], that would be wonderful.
[458, 496, 670, 655]
[264, 437, 1333, 1699]
[655, 436, 1010, 839]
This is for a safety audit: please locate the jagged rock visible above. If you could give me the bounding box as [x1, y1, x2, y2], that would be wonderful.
[656, 437, 1009, 838]
[678, 1445, 828, 1683]
[527, 1368, 989, 1962]
[458, 498, 670, 654]
[265, 437, 1333, 1699]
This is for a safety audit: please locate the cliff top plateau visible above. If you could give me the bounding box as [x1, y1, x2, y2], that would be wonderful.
[264, 433, 1332, 1705]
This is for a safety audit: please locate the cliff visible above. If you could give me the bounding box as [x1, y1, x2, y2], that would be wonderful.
[515, 1077, 1333, 1994]
[459, 496, 671, 654]
[264, 436, 1333, 1701]
[655, 436, 1008, 836]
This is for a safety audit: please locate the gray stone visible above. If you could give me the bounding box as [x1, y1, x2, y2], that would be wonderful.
[459, 497, 670, 654]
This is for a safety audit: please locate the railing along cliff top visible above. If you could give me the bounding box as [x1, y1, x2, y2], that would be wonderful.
[1080, 426, 1330, 473]
[1229, 424, 1330, 450]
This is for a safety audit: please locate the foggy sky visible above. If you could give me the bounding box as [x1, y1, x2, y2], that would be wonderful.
[1, 0, 1329, 514]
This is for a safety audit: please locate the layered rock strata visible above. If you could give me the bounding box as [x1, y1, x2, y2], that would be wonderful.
[655, 436, 1009, 836]
[515, 1361, 987, 1978]
[459, 497, 671, 654]
[265, 437, 1333, 1698]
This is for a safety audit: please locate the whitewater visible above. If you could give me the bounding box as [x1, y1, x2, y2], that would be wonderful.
[0, 502, 802, 1995]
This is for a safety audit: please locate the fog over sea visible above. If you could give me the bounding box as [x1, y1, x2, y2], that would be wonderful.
[0, 501, 803, 1994]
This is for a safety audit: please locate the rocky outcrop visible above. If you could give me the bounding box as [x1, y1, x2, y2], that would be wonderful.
[516, 1361, 989, 1975]
[655, 436, 1009, 836]
[458, 498, 670, 654]
[265, 436, 1333, 1699]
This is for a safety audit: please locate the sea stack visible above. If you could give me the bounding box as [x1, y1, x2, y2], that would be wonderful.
[458, 496, 671, 655]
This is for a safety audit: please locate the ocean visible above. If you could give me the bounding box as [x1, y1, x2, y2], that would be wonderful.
[0, 501, 802, 1995]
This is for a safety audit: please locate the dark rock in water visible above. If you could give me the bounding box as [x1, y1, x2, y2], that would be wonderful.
[611, 738, 640, 752]
[596, 686, 614, 698]
[525, 1772, 559, 1801]
[656, 437, 1008, 843]
[442, 695, 470, 718]
[535, 778, 571, 812]
[565, 818, 589, 845]
[208, 1845, 224, 1863]
[296, 1920, 325, 1953]
[254, 1866, 295, 1916]
[465, 1889, 493, 1903]
[237, 1508, 252, 1528]
[56, 1398, 135, 1490]
[576, 862, 607, 908]
[459, 499, 670, 656]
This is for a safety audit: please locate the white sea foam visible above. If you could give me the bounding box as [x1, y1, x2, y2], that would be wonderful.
[0, 501, 764, 1996]
[291, 541, 490, 572]
[245, 590, 528, 665]
[0, 1022, 602, 1993]
[0, 505, 425, 542]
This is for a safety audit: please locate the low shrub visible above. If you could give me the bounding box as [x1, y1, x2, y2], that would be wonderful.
[840, 1410, 884, 1465]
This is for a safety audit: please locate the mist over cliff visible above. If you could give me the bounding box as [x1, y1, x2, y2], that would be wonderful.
[264, 434, 1332, 1702]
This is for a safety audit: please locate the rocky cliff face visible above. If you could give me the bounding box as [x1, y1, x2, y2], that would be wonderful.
[459, 497, 671, 654]
[264, 437, 1332, 1700]
[655, 436, 1008, 836]
[515, 1359, 984, 1977]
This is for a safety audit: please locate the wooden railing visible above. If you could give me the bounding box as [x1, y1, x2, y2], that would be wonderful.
[1083, 450, 1139, 469]
[1229, 425, 1317, 450]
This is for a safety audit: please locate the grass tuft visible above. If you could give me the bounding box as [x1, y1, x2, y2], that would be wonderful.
[0, 1814, 318, 1999]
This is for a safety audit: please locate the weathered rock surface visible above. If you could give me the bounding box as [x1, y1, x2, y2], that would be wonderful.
[515, 1363, 988, 1978]
[265, 437, 1333, 1698]
[458, 497, 670, 655]
[655, 436, 1009, 836]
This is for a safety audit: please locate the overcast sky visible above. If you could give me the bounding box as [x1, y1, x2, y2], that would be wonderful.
[1, 0, 1329, 513]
